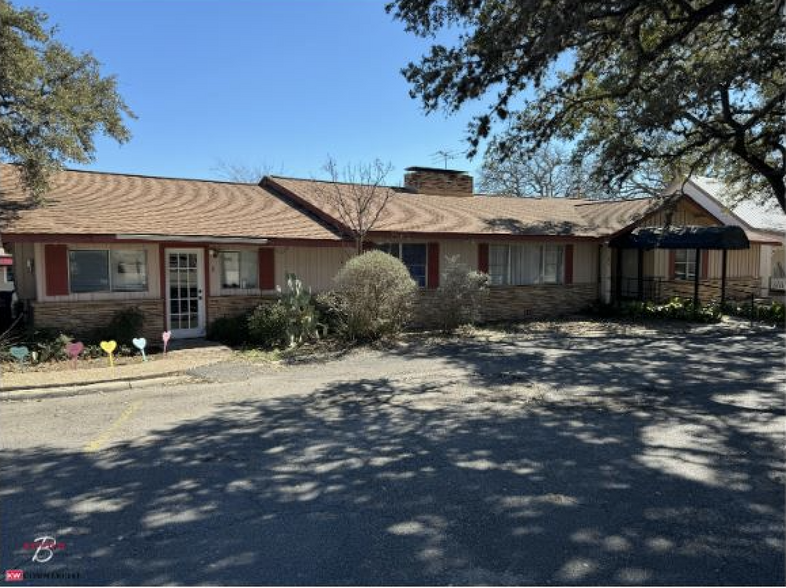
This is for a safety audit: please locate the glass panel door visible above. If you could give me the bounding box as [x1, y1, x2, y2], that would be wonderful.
[166, 249, 205, 337]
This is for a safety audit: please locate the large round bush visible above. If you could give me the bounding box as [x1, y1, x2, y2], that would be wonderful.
[334, 250, 417, 341]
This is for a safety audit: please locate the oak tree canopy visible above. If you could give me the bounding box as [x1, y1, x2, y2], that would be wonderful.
[0, 0, 133, 197]
[387, 0, 785, 210]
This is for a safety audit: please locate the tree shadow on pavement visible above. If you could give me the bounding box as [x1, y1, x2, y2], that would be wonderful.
[1, 327, 783, 585]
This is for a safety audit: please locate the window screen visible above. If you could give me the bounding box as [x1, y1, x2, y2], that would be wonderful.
[221, 251, 258, 289]
[378, 243, 427, 287]
[111, 250, 148, 291]
[69, 250, 110, 293]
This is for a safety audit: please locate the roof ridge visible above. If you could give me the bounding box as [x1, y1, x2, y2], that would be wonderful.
[268, 174, 403, 191]
[273, 176, 597, 202]
[574, 197, 653, 207]
[0, 162, 259, 187]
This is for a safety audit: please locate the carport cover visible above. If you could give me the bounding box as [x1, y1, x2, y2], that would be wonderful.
[610, 225, 750, 250]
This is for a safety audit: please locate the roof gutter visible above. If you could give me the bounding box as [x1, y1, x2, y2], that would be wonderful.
[115, 234, 269, 244]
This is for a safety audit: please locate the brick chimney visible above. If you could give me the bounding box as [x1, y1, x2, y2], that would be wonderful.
[404, 166, 474, 196]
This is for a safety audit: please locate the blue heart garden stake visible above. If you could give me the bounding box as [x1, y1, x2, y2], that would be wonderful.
[9, 346, 30, 369]
[132, 337, 147, 361]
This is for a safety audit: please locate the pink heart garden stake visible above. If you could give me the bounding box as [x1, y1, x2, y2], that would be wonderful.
[65, 341, 84, 369]
[162, 331, 172, 355]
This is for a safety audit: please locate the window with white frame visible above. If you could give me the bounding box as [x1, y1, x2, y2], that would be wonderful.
[69, 249, 148, 293]
[377, 243, 427, 287]
[674, 249, 697, 280]
[489, 243, 565, 285]
[112, 250, 148, 291]
[221, 251, 258, 289]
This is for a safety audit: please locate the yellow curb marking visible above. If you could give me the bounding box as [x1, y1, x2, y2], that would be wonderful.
[84, 400, 143, 453]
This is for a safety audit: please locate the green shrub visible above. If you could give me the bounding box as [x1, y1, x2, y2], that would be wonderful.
[589, 297, 722, 323]
[247, 303, 289, 348]
[5, 329, 70, 363]
[722, 299, 785, 324]
[0, 328, 106, 363]
[279, 273, 321, 345]
[431, 255, 489, 332]
[207, 313, 250, 346]
[91, 306, 145, 346]
[314, 291, 348, 336]
[600, 297, 720, 323]
[334, 250, 417, 341]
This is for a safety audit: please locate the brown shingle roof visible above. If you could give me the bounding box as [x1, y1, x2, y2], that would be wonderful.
[0, 165, 340, 241]
[573, 199, 657, 235]
[266, 176, 653, 238]
[0, 165, 658, 242]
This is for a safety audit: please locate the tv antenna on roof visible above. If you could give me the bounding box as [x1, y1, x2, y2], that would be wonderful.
[431, 149, 460, 169]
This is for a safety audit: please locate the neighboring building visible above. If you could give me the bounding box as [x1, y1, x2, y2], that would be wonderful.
[0, 247, 13, 293]
[686, 177, 786, 296]
[0, 164, 779, 339]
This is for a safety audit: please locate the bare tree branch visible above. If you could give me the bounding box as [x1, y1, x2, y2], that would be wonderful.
[313, 157, 395, 254]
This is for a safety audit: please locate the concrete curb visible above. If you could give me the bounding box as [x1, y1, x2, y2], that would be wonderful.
[0, 374, 193, 402]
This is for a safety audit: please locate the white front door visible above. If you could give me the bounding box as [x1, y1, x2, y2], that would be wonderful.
[166, 248, 206, 338]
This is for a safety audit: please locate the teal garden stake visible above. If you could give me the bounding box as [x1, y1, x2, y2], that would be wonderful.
[9, 346, 30, 369]
[132, 337, 148, 361]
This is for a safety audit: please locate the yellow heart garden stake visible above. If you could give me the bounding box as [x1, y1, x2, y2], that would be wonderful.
[100, 340, 117, 368]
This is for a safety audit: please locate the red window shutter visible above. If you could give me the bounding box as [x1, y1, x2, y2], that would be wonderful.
[258, 248, 276, 290]
[668, 250, 676, 279]
[478, 243, 489, 274]
[701, 250, 709, 279]
[564, 244, 574, 285]
[427, 242, 440, 289]
[44, 244, 69, 296]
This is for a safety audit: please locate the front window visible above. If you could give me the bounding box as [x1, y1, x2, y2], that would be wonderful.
[69, 249, 148, 293]
[69, 250, 109, 293]
[5, 267, 13, 283]
[540, 245, 564, 284]
[674, 249, 696, 280]
[378, 243, 427, 287]
[111, 250, 148, 292]
[221, 251, 258, 289]
[489, 243, 565, 285]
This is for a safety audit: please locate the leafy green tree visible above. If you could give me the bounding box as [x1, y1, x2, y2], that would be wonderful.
[0, 0, 133, 197]
[387, 0, 785, 211]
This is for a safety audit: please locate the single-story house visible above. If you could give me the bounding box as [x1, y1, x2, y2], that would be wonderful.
[0, 164, 780, 339]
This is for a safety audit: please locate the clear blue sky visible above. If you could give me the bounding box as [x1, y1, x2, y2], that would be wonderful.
[28, 0, 491, 184]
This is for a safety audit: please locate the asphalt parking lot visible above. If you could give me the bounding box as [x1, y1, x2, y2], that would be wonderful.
[1, 321, 783, 585]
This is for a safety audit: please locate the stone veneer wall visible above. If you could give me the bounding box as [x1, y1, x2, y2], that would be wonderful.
[415, 283, 599, 325]
[31, 299, 164, 340]
[657, 277, 760, 303]
[208, 295, 277, 322]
